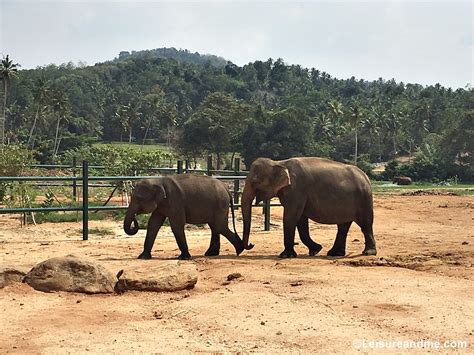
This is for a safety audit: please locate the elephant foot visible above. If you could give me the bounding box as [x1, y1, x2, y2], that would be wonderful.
[235, 243, 245, 256]
[362, 248, 377, 256]
[279, 249, 297, 258]
[138, 251, 152, 260]
[204, 248, 220, 257]
[308, 243, 323, 256]
[178, 252, 192, 260]
[327, 248, 345, 257]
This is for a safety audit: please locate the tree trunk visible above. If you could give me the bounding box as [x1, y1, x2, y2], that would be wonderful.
[142, 117, 153, 147]
[1, 82, 7, 145]
[53, 113, 61, 160]
[216, 152, 221, 170]
[354, 125, 358, 165]
[28, 104, 41, 147]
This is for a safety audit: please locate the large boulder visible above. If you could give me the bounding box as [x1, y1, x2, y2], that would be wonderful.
[23, 255, 116, 294]
[115, 261, 198, 293]
[0, 267, 27, 288]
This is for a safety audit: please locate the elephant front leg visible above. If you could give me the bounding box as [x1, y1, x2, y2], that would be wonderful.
[139, 211, 166, 259]
[279, 206, 307, 258]
[170, 218, 191, 260]
[297, 216, 322, 256]
[327, 222, 352, 256]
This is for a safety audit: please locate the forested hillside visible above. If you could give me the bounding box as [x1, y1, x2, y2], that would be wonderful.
[1, 48, 472, 180]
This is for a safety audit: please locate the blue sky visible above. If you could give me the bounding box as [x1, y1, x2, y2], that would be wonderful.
[1, 0, 472, 89]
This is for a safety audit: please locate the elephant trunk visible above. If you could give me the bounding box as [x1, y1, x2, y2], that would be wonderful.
[241, 180, 255, 250]
[124, 208, 139, 236]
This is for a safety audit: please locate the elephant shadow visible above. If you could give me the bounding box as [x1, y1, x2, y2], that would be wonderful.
[98, 252, 369, 262]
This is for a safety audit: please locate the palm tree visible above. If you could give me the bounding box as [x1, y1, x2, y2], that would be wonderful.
[0, 55, 20, 145]
[115, 104, 129, 143]
[348, 102, 362, 165]
[28, 77, 49, 147]
[50, 89, 70, 160]
[126, 101, 142, 144]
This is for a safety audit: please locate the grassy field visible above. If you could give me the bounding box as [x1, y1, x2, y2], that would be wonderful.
[371, 180, 474, 195]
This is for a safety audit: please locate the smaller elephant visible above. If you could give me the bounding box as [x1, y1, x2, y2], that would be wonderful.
[124, 174, 244, 260]
[393, 176, 412, 185]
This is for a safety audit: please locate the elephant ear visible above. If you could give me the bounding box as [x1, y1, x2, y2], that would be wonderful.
[134, 181, 166, 202]
[271, 164, 291, 195]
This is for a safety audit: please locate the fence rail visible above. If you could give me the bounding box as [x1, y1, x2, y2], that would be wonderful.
[0, 158, 276, 240]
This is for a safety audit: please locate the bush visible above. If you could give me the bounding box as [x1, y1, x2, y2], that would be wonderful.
[59, 145, 176, 176]
[0, 145, 36, 202]
[355, 154, 375, 179]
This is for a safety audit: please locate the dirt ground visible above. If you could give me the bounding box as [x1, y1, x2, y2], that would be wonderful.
[1, 193, 473, 353]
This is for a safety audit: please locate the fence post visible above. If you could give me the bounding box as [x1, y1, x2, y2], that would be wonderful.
[233, 157, 240, 206]
[177, 160, 183, 174]
[72, 157, 77, 201]
[264, 200, 271, 231]
[82, 160, 89, 241]
[207, 155, 213, 176]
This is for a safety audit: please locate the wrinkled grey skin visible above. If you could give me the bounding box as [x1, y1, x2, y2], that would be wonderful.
[124, 174, 244, 260]
[241, 157, 377, 258]
[393, 176, 412, 185]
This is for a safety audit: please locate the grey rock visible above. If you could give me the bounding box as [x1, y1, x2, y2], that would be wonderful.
[115, 261, 198, 293]
[23, 255, 116, 294]
[0, 267, 27, 288]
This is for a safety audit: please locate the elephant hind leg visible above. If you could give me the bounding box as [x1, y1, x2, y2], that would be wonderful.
[360, 223, 377, 256]
[327, 222, 352, 256]
[297, 216, 322, 256]
[205, 228, 220, 256]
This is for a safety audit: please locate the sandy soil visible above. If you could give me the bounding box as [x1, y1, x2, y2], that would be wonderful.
[1, 194, 473, 353]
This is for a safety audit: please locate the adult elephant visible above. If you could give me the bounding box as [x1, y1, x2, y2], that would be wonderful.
[241, 157, 377, 258]
[393, 176, 412, 185]
[124, 175, 244, 260]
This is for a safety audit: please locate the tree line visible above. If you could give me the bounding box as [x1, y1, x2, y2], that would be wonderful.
[1, 48, 472, 180]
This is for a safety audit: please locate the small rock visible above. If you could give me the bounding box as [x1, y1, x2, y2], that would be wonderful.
[260, 321, 265, 325]
[290, 281, 303, 287]
[276, 331, 282, 335]
[221, 281, 231, 286]
[153, 311, 163, 319]
[227, 273, 242, 281]
[262, 281, 270, 285]
[353, 305, 359, 309]
[353, 238, 360, 242]
[462, 241, 469, 245]
[76, 300, 82, 304]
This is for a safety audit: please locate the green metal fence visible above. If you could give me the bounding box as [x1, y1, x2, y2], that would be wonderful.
[0, 157, 274, 240]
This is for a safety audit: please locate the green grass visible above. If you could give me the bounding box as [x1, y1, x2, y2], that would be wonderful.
[93, 142, 174, 153]
[30, 211, 108, 224]
[371, 181, 474, 195]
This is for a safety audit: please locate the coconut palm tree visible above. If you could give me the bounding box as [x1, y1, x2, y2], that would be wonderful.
[28, 77, 50, 147]
[50, 89, 70, 160]
[348, 102, 362, 165]
[0, 55, 20, 145]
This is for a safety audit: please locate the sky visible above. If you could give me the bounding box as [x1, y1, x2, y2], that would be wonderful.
[1, 0, 472, 89]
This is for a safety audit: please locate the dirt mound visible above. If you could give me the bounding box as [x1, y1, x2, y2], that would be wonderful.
[401, 189, 459, 196]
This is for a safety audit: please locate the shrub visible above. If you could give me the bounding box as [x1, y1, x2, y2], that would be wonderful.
[0, 145, 36, 202]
